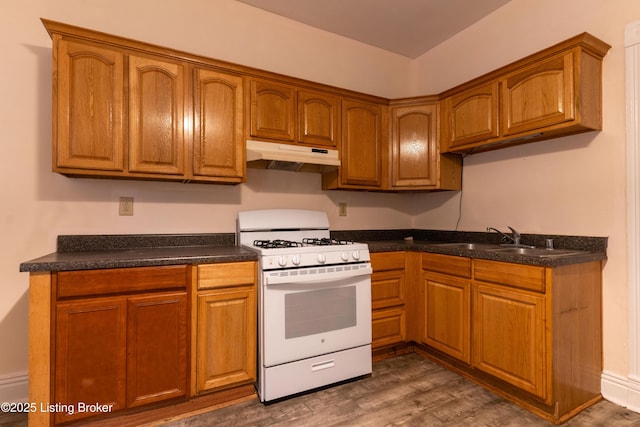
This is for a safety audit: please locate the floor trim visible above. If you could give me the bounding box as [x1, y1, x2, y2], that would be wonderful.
[0, 370, 28, 403]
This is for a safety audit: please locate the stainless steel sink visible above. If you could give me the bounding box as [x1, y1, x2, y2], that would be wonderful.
[429, 242, 501, 250]
[487, 247, 588, 257]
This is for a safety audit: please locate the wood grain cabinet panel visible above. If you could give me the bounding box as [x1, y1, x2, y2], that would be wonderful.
[298, 89, 340, 148]
[127, 292, 188, 407]
[442, 82, 499, 150]
[194, 262, 257, 394]
[196, 288, 256, 392]
[472, 283, 547, 400]
[54, 297, 127, 424]
[370, 252, 406, 349]
[53, 266, 189, 423]
[249, 79, 296, 142]
[501, 51, 574, 137]
[128, 55, 185, 175]
[422, 271, 471, 364]
[55, 39, 125, 172]
[193, 68, 245, 180]
[326, 98, 383, 189]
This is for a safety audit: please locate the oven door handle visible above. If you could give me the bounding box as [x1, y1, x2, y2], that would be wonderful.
[264, 264, 372, 286]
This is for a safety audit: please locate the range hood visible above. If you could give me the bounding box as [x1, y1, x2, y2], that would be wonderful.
[246, 140, 340, 172]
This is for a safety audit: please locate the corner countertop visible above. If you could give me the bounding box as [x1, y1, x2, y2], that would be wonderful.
[19, 230, 607, 273]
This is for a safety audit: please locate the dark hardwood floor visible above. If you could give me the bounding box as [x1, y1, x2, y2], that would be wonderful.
[2, 353, 640, 426]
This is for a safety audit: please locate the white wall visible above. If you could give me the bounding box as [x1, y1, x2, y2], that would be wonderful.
[411, 0, 640, 390]
[2, 0, 639, 408]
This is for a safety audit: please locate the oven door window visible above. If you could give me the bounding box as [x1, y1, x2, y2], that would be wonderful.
[285, 286, 356, 339]
[262, 275, 371, 367]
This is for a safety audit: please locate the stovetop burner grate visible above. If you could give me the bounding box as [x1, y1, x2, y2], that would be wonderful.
[302, 238, 355, 246]
[253, 239, 304, 249]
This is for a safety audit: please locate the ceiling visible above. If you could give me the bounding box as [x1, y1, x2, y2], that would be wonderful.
[236, 0, 512, 58]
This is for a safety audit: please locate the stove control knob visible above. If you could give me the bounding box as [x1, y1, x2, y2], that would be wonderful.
[317, 254, 326, 264]
[292, 254, 301, 265]
[278, 256, 287, 267]
[340, 252, 349, 262]
[352, 251, 361, 260]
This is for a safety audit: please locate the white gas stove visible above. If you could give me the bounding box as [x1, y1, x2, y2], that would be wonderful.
[237, 209, 372, 402]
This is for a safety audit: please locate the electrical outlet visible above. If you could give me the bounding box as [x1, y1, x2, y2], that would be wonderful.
[338, 202, 347, 216]
[119, 197, 134, 216]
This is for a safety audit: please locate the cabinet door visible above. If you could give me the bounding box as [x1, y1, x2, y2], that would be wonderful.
[390, 103, 438, 188]
[128, 55, 185, 175]
[298, 90, 340, 147]
[340, 99, 383, 188]
[127, 292, 188, 408]
[501, 51, 574, 137]
[423, 272, 470, 363]
[472, 283, 547, 399]
[442, 81, 499, 150]
[55, 39, 125, 171]
[193, 68, 244, 181]
[249, 79, 296, 141]
[55, 297, 127, 424]
[196, 288, 256, 392]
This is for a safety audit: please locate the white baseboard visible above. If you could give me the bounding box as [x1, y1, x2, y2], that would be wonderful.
[0, 371, 28, 403]
[602, 370, 640, 413]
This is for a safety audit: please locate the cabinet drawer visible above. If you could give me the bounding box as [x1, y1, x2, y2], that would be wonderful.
[371, 270, 405, 309]
[56, 265, 188, 298]
[473, 259, 546, 293]
[372, 307, 406, 349]
[371, 252, 405, 271]
[422, 253, 471, 278]
[198, 262, 256, 289]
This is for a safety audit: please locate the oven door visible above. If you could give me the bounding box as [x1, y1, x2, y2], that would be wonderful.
[262, 264, 372, 367]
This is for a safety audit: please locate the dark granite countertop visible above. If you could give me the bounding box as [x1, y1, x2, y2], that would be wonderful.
[19, 230, 607, 273]
[332, 229, 608, 268]
[19, 234, 258, 272]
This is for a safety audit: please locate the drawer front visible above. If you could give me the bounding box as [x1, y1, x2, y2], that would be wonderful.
[371, 252, 405, 272]
[371, 270, 405, 309]
[198, 261, 256, 289]
[422, 253, 471, 278]
[473, 259, 546, 293]
[372, 307, 406, 349]
[57, 265, 188, 298]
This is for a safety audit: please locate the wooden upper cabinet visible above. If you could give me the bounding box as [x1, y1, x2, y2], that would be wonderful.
[501, 51, 574, 137]
[441, 33, 610, 154]
[55, 39, 125, 172]
[298, 90, 340, 148]
[334, 98, 384, 189]
[249, 79, 296, 142]
[390, 102, 438, 188]
[442, 82, 499, 150]
[128, 55, 185, 175]
[192, 68, 244, 181]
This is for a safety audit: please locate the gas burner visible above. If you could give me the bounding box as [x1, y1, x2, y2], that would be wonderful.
[302, 238, 355, 246]
[253, 239, 304, 249]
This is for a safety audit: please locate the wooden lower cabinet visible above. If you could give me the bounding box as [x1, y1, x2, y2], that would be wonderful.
[370, 252, 407, 349]
[415, 255, 603, 423]
[196, 288, 256, 392]
[54, 297, 127, 424]
[127, 293, 188, 407]
[422, 271, 471, 364]
[52, 266, 189, 425]
[194, 262, 257, 394]
[472, 282, 546, 399]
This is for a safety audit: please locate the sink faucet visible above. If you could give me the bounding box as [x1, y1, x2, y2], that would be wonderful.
[486, 226, 521, 245]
